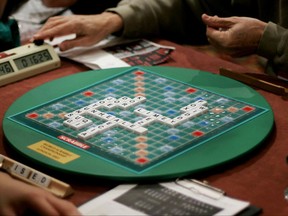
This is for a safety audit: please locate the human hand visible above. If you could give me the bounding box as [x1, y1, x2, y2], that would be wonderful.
[0, 172, 81, 216]
[201, 14, 267, 57]
[32, 12, 123, 51]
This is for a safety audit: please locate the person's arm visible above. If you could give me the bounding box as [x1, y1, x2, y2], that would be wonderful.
[0, 172, 81, 216]
[33, 0, 208, 51]
[33, 12, 123, 51]
[202, 14, 288, 76]
[257, 22, 288, 76]
[201, 14, 267, 57]
[33, 0, 187, 50]
[107, 0, 204, 43]
[41, 0, 77, 8]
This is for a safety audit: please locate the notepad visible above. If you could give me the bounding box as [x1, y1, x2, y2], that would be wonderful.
[78, 179, 254, 216]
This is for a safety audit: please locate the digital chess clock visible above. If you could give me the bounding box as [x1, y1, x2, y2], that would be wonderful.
[0, 41, 60, 86]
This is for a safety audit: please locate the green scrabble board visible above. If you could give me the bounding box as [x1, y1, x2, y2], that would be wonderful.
[3, 66, 274, 181]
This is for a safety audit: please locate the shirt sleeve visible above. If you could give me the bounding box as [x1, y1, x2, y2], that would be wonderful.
[106, 0, 208, 44]
[257, 22, 288, 75]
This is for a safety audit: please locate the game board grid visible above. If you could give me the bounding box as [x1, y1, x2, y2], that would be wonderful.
[9, 68, 267, 173]
[20, 100, 261, 169]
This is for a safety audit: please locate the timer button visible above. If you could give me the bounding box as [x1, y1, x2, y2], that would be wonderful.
[0, 53, 9, 59]
[0, 52, 15, 59]
[33, 40, 44, 46]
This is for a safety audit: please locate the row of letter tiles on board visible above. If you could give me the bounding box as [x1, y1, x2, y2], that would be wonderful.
[64, 96, 147, 119]
[68, 99, 209, 140]
[77, 119, 148, 140]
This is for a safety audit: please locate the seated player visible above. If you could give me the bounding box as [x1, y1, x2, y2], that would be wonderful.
[0, 172, 81, 215]
[1, 3, 79, 215]
[33, 0, 288, 77]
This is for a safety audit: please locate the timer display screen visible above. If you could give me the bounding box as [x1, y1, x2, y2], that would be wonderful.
[0, 61, 14, 76]
[14, 50, 53, 70]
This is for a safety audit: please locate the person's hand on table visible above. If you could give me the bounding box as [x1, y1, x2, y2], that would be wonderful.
[0, 172, 81, 216]
[32, 12, 123, 51]
[202, 14, 267, 57]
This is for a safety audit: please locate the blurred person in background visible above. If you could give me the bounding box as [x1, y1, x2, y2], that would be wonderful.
[33, 0, 288, 76]
[0, 0, 25, 51]
[1, 4, 80, 214]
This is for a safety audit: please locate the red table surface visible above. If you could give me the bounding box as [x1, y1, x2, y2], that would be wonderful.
[1, 40, 288, 215]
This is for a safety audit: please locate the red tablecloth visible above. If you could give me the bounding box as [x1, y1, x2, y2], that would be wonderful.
[1, 40, 288, 215]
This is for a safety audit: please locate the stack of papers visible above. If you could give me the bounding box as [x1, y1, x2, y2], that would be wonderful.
[50, 35, 175, 70]
[78, 180, 253, 216]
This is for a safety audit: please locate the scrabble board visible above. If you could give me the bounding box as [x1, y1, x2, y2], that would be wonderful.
[3, 67, 274, 180]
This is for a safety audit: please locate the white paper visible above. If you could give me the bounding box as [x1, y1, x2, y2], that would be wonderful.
[49, 36, 174, 70]
[11, 0, 73, 43]
[12, 0, 67, 24]
[78, 182, 250, 216]
[47, 35, 136, 69]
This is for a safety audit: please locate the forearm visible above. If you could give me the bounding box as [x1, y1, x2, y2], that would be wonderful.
[99, 12, 124, 37]
[257, 22, 288, 74]
[107, 0, 169, 38]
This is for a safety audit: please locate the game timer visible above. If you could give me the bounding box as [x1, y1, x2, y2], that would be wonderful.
[3, 67, 274, 181]
[0, 40, 60, 86]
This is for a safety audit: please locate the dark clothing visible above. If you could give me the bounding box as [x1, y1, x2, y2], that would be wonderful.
[2, 0, 26, 21]
[0, 0, 24, 51]
[108, 0, 288, 74]
[70, 0, 120, 15]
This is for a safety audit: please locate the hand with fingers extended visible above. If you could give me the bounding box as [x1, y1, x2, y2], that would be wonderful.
[201, 14, 267, 57]
[32, 12, 123, 51]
